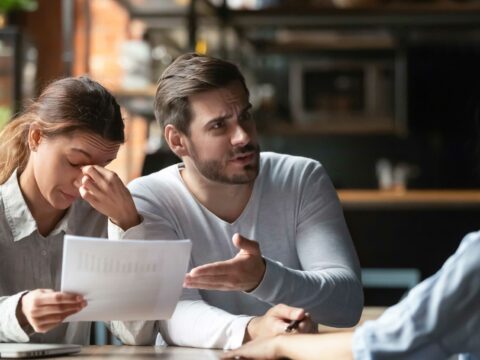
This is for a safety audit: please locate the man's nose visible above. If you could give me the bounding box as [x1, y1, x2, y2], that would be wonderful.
[231, 123, 250, 147]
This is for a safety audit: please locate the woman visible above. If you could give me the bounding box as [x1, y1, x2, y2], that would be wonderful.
[0, 76, 141, 344]
[224, 231, 480, 359]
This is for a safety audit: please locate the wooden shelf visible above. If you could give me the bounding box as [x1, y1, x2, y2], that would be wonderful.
[260, 121, 400, 136]
[338, 189, 480, 209]
[228, 3, 480, 29]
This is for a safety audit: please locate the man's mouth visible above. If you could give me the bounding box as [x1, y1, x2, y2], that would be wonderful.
[230, 152, 257, 166]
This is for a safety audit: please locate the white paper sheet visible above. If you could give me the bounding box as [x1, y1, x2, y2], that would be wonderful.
[60, 235, 191, 321]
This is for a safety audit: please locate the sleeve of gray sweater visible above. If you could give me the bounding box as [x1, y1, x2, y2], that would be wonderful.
[248, 160, 363, 327]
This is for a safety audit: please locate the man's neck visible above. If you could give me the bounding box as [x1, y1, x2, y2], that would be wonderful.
[180, 167, 254, 224]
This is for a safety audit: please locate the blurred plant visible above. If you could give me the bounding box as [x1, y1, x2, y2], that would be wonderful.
[0, 0, 38, 14]
[0, 106, 11, 130]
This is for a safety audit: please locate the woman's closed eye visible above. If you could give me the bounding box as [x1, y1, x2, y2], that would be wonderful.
[67, 158, 85, 168]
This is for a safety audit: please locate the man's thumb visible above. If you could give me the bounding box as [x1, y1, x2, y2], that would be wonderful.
[232, 233, 260, 254]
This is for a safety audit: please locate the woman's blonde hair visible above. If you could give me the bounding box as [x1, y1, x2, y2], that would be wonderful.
[0, 76, 124, 184]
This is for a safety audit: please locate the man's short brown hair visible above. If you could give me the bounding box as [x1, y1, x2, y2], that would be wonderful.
[154, 53, 249, 135]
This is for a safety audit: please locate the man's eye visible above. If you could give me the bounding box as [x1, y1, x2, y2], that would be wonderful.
[241, 112, 252, 122]
[211, 121, 225, 130]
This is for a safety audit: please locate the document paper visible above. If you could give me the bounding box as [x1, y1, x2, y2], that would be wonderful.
[61, 235, 192, 321]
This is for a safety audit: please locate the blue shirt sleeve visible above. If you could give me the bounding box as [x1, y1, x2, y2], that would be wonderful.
[352, 231, 480, 360]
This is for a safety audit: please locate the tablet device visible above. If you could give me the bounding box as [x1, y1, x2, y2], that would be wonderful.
[0, 343, 81, 358]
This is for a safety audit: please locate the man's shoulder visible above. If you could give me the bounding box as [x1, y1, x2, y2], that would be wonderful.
[260, 152, 323, 175]
[128, 163, 182, 193]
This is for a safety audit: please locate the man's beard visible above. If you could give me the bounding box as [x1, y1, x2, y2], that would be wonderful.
[190, 143, 260, 185]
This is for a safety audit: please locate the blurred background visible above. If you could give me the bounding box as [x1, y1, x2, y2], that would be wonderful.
[2, 0, 480, 310]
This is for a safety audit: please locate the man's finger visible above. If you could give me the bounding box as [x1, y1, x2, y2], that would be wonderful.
[296, 313, 317, 334]
[183, 276, 236, 290]
[188, 259, 236, 277]
[297, 320, 316, 334]
[268, 304, 305, 321]
[184, 274, 231, 284]
[232, 233, 261, 254]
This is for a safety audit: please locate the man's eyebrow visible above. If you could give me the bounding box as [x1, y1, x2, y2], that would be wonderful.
[71, 148, 92, 159]
[203, 103, 253, 128]
[241, 103, 253, 113]
[205, 104, 253, 126]
[205, 114, 229, 127]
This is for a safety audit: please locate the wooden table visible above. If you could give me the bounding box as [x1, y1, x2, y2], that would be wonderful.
[63, 345, 222, 359]
[57, 307, 387, 358]
[318, 306, 386, 333]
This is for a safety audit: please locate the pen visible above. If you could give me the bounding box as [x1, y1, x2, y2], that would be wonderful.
[285, 319, 301, 333]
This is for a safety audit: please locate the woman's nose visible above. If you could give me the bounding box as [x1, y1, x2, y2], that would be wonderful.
[73, 173, 83, 188]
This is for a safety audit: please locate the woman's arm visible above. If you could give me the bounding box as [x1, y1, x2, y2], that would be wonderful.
[0, 290, 86, 342]
[78, 165, 140, 230]
[223, 332, 354, 360]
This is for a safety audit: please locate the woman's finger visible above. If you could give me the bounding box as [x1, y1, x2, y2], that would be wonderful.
[30, 303, 85, 318]
[82, 165, 120, 193]
[35, 292, 84, 306]
[32, 309, 79, 333]
[79, 186, 100, 204]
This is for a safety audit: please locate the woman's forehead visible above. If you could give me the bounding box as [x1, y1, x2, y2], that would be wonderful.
[65, 131, 120, 158]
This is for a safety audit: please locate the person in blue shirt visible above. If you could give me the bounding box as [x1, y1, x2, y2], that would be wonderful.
[224, 230, 480, 359]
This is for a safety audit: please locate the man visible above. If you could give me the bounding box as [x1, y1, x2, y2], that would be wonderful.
[109, 53, 363, 349]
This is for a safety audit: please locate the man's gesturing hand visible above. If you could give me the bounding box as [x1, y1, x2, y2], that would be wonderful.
[183, 233, 266, 292]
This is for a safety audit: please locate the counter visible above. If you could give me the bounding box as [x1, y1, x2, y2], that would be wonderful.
[338, 190, 480, 209]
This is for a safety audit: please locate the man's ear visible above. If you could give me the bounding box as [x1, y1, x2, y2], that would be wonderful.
[28, 122, 43, 151]
[164, 124, 188, 158]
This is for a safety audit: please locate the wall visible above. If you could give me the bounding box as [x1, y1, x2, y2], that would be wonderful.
[9, 0, 63, 92]
[257, 43, 480, 190]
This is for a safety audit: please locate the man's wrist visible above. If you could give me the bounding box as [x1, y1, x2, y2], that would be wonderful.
[245, 257, 267, 293]
[243, 316, 259, 343]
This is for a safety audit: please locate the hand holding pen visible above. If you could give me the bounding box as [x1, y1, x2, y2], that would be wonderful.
[244, 304, 317, 343]
[285, 312, 317, 334]
[285, 319, 302, 333]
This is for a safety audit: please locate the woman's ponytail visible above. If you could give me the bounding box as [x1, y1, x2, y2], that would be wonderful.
[0, 116, 31, 184]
